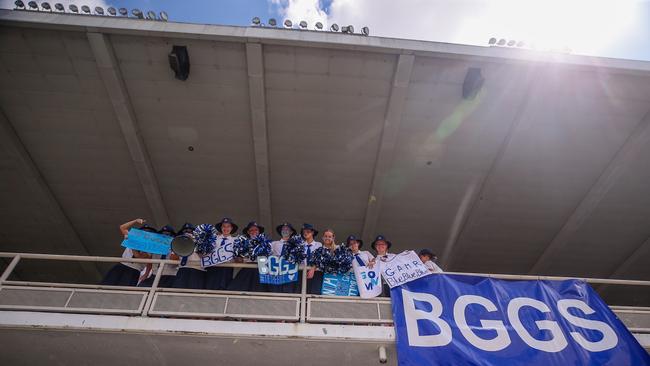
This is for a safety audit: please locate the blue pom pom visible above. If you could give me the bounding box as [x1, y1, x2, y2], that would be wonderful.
[193, 224, 217, 256]
[250, 233, 272, 260]
[308, 245, 353, 273]
[281, 235, 306, 264]
[333, 245, 353, 273]
[233, 235, 252, 258]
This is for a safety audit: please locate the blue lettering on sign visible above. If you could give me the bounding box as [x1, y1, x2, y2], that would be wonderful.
[391, 274, 650, 366]
[121, 228, 172, 255]
[258, 256, 298, 285]
[361, 270, 380, 290]
[201, 241, 235, 268]
[321, 272, 359, 296]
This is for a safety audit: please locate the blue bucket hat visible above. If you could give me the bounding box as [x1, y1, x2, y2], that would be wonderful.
[346, 235, 364, 249]
[300, 223, 319, 238]
[139, 224, 158, 233]
[215, 217, 238, 234]
[242, 221, 265, 236]
[178, 222, 195, 236]
[159, 225, 176, 237]
[276, 222, 297, 237]
[371, 235, 392, 251]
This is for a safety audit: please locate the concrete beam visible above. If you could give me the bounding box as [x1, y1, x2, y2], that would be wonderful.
[0, 110, 100, 280]
[361, 54, 415, 242]
[529, 109, 650, 274]
[86, 32, 171, 227]
[245, 43, 273, 228]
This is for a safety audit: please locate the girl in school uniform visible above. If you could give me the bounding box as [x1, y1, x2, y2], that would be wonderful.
[368, 235, 395, 297]
[228, 221, 265, 292]
[308, 228, 338, 294]
[172, 223, 206, 289]
[137, 225, 178, 288]
[205, 217, 238, 290]
[100, 218, 154, 286]
[270, 222, 297, 293]
[300, 223, 322, 294]
[346, 235, 374, 267]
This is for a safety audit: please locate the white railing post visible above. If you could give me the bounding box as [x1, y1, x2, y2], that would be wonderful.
[300, 265, 308, 323]
[0, 255, 21, 286]
[141, 262, 165, 317]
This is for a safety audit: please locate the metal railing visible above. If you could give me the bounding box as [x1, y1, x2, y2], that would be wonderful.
[1, 252, 649, 331]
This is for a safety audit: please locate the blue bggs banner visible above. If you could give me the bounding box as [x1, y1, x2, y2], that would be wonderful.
[122, 228, 172, 255]
[391, 274, 650, 366]
[257, 256, 299, 285]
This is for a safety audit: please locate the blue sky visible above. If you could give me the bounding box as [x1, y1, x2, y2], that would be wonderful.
[3, 0, 649, 61]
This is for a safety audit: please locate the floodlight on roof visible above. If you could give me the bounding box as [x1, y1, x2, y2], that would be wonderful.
[160, 11, 168, 21]
[118, 7, 127, 16]
[488, 37, 497, 45]
[81, 5, 90, 14]
[342, 25, 354, 34]
[132, 8, 143, 18]
[330, 23, 339, 32]
[252, 16, 261, 25]
[497, 38, 506, 46]
[41, 2, 51, 10]
[14, 0, 25, 9]
[299, 20, 307, 29]
[95, 6, 104, 15]
[68, 4, 78, 12]
[107, 7, 116, 15]
[268, 18, 277, 26]
[146, 10, 156, 20]
[54, 3, 64, 11]
[361, 26, 370, 36]
[27, 1, 37, 9]
[315, 22, 323, 30]
[507, 39, 516, 47]
[284, 19, 292, 28]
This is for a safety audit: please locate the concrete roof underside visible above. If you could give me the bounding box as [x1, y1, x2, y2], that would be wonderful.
[0, 10, 649, 305]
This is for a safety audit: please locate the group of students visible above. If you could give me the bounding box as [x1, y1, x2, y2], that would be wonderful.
[101, 217, 443, 296]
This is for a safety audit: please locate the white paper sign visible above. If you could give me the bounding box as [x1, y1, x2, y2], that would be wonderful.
[380, 251, 430, 288]
[200, 241, 234, 268]
[353, 261, 382, 298]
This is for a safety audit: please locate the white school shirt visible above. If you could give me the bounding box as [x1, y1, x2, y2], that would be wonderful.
[121, 248, 145, 271]
[271, 239, 288, 257]
[152, 253, 178, 277]
[216, 234, 235, 252]
[180, 251, 205, 271]
[303, 240, 322, 265]
[424, 260, 444, 273]
[351, 250, 374, 266]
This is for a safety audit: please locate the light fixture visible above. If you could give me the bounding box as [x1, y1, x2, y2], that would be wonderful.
[507, 40, 516, 46]
[516, 41, 525, 48]
[95, 6, 104, 15]
[330, 23, 339, 32]
[132, 9, 143, 18]
[497, 38, 506, 46]
[81, 5, 90, 14]
[342, 25, 354, 34]
[146, 10, 156, 20]
[488, 37, 497, 45]
[361, 26, 370, 36]
[41, 2, 51, 10]
[14, 0, 25, 9]
[462, 68, 484, 100]
[54, 3, 64, 11]
[68, 4, 78, 12]
[159, 11, 168, 21]
[169, 45, 190, 81]
[107, 7, 116, 15]
[252, 16, 261, 25]
[315, 22, 323, 30]
[284, 19, 292, 28]
[268, 18, 277, 26]
[27, 1, 37, 9]
[299, 20, 307, 29]
[118, 7, 127, 16]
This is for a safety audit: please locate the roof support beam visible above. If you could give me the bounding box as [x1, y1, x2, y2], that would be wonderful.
[442, 71, 539, 270]
[529, 109, 650, 274]
[87, 32, 170, 227]
[361, 54, 415, 242]
[0, 110, 101, 280]
[245, 43, 273, 228]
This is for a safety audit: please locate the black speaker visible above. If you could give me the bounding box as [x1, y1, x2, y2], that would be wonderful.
[168, 45, 190, 81]
[462, 67, 484, 100]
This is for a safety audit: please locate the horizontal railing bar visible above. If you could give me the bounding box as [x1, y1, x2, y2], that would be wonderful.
[1, 252, 649, 286]
[3, 280, 153, 291]
[156, 287, 302, 298]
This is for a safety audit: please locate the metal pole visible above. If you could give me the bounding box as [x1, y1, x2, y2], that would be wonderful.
[300, 265, 308, 323]
[141, 262, 165, 317]
[0, 255, 21, 286]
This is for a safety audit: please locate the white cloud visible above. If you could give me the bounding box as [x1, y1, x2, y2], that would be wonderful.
[270, 0, 643, 57]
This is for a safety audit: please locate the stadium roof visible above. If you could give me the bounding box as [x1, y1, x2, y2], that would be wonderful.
[1, 10, 649, 303]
